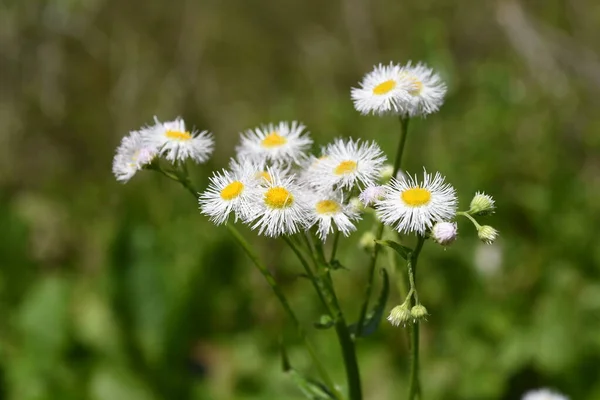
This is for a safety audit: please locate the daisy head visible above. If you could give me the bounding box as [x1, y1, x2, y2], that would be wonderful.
[359, 185, 386, 207]
[146, 116, 214, 163]
[236, 121, 312, 165]
[298, 151, 330, 189]
[397, 62, 447, 117]
[199, 161, 259, 225]
[522, 389, 569, 400]
[307, 191, 360, 241]
[315, 138, 386, 190]
[351, 62, 412, 116]
[246, 168, 311, 237]
[376, 170, 457, 234]
[112, 131, 157, 183]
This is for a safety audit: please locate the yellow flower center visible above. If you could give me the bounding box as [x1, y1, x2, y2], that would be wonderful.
[165, 130, 192, 141]
[401, 187, 431, 207]
[372, 79, 396, 95]
[334, 160, 357, 175]
[264, 187, 294, 209]
[256, 171, 273, 184]
[220, 181, 244, 200]
[315, 200, 340, 215]
[261, 132, 287, 148]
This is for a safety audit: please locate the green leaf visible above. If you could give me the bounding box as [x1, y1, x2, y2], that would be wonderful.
[281, 343, 335, 399]
[328, 259, 349, 271]
[313, 315, 334, 329]
[349, 268, 390, 337]
[376, 240, 412, 260]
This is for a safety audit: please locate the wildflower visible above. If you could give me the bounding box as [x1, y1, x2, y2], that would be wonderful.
[522, 389, 569, 400]
[229, 158, 289, 187]
[388, 303, 412, 327]
[397, 62, 447, 117]
[307, 191, 360, 241]
[112, 131, 157, 183]
[298, 152, 329, 189]
[351, 63, 412, 116]
[199, 161, 259, 225]
[376, 170, 457, 235]
[236, 121, 312, 165]
[469, 191, 496, 215]
[315, 138, 386, 190]
[478, 225, 499, 244]
[145, 116, 214, 163]
[431, 221, 458, 246]
[246, 168, 311, 237]
[359, 185, 386, 207]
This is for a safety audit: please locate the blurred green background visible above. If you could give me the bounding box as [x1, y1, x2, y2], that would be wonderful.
[2, 0, 600, 399]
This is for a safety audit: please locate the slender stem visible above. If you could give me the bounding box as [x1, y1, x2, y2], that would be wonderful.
[392, 117, 410, 177]
[408, 235, 426, 400]
[161, 169, 341, 399]
[357, 116, 410, 333]
[290, 233, 362, 400]
[330, 231, 341, 263]
[457, 211, 481, 229]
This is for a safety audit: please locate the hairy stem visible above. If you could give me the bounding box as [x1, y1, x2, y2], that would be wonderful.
[357, 116, 410, 333]
[408, 235, 426, 400]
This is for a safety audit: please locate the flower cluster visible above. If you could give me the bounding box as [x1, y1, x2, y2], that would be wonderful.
[112, 116, 214, 183]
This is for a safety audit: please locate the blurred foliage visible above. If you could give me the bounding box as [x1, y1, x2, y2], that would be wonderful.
[2, 0, 600, 399]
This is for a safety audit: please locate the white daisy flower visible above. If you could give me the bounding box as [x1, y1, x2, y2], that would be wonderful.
[236, 121, 312, 165]
[229, 158, 291, 187]
[351, 63, 413, 116]
[112, 131, 157, 183]
[397, 62, 447, 117]
[359, 185, 386, 206]
[376, 170, 457, 234]
[298, 152, 330, 190]
[307, 191, 360, 241]
[246, 168, 311, 237]
[146, 116, 214, 163]
[522, 389, 569, 400]
[315, 138, 386, 190]
[199, 161, 259, 225]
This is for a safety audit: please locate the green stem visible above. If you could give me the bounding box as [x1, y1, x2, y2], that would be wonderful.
[457, 211, 481, 229]
[357, 116, 410, 333]
[160, 169, 341, 399]
[330, 231, 341, 263]
[288, 234, 362, 400]
[408, 235, 426, 400]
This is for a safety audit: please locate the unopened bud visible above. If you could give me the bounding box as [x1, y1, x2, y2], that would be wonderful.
[388, 303, 412, 327]
[349, 197, 365, 213]
[478, 225, 499, 244]
[359, 185, 386, 207]
[469, 192, 495, 216]
[431, 222, 458, 246]
[410, 304, 428, 321]
[379, 164, 394, 182]
[359, 231, 376, 252]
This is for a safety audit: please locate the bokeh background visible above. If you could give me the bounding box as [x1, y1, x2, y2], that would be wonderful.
[2, 0, 600, 399]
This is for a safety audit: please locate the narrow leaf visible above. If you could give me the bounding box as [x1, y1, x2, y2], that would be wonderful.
[376, 240, 412, 260]
[349, 268, 390, 337]
[281, 343, 335, 399]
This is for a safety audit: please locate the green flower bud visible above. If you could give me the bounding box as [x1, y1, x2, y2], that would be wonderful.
[358, 231, 376, 253]
[478, 225, 499, 244]
[410, 304, 428, 321]
[388, 303, 412, 327]
[379, 164, 394, 182]
[469, 192, 496, 216]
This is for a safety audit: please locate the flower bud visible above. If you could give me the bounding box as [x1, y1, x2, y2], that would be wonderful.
[478, 225, 499, 244]
[431, 222, 458, 246]
[379, 164, 394, 182]
[469, 192, 495, 216]
[410, 304, 428, 321]
[349, 197, 365, 213]
[358, 231, 376, 253]
[358, 185, 386, 207]
[388, 303, 412, 327]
